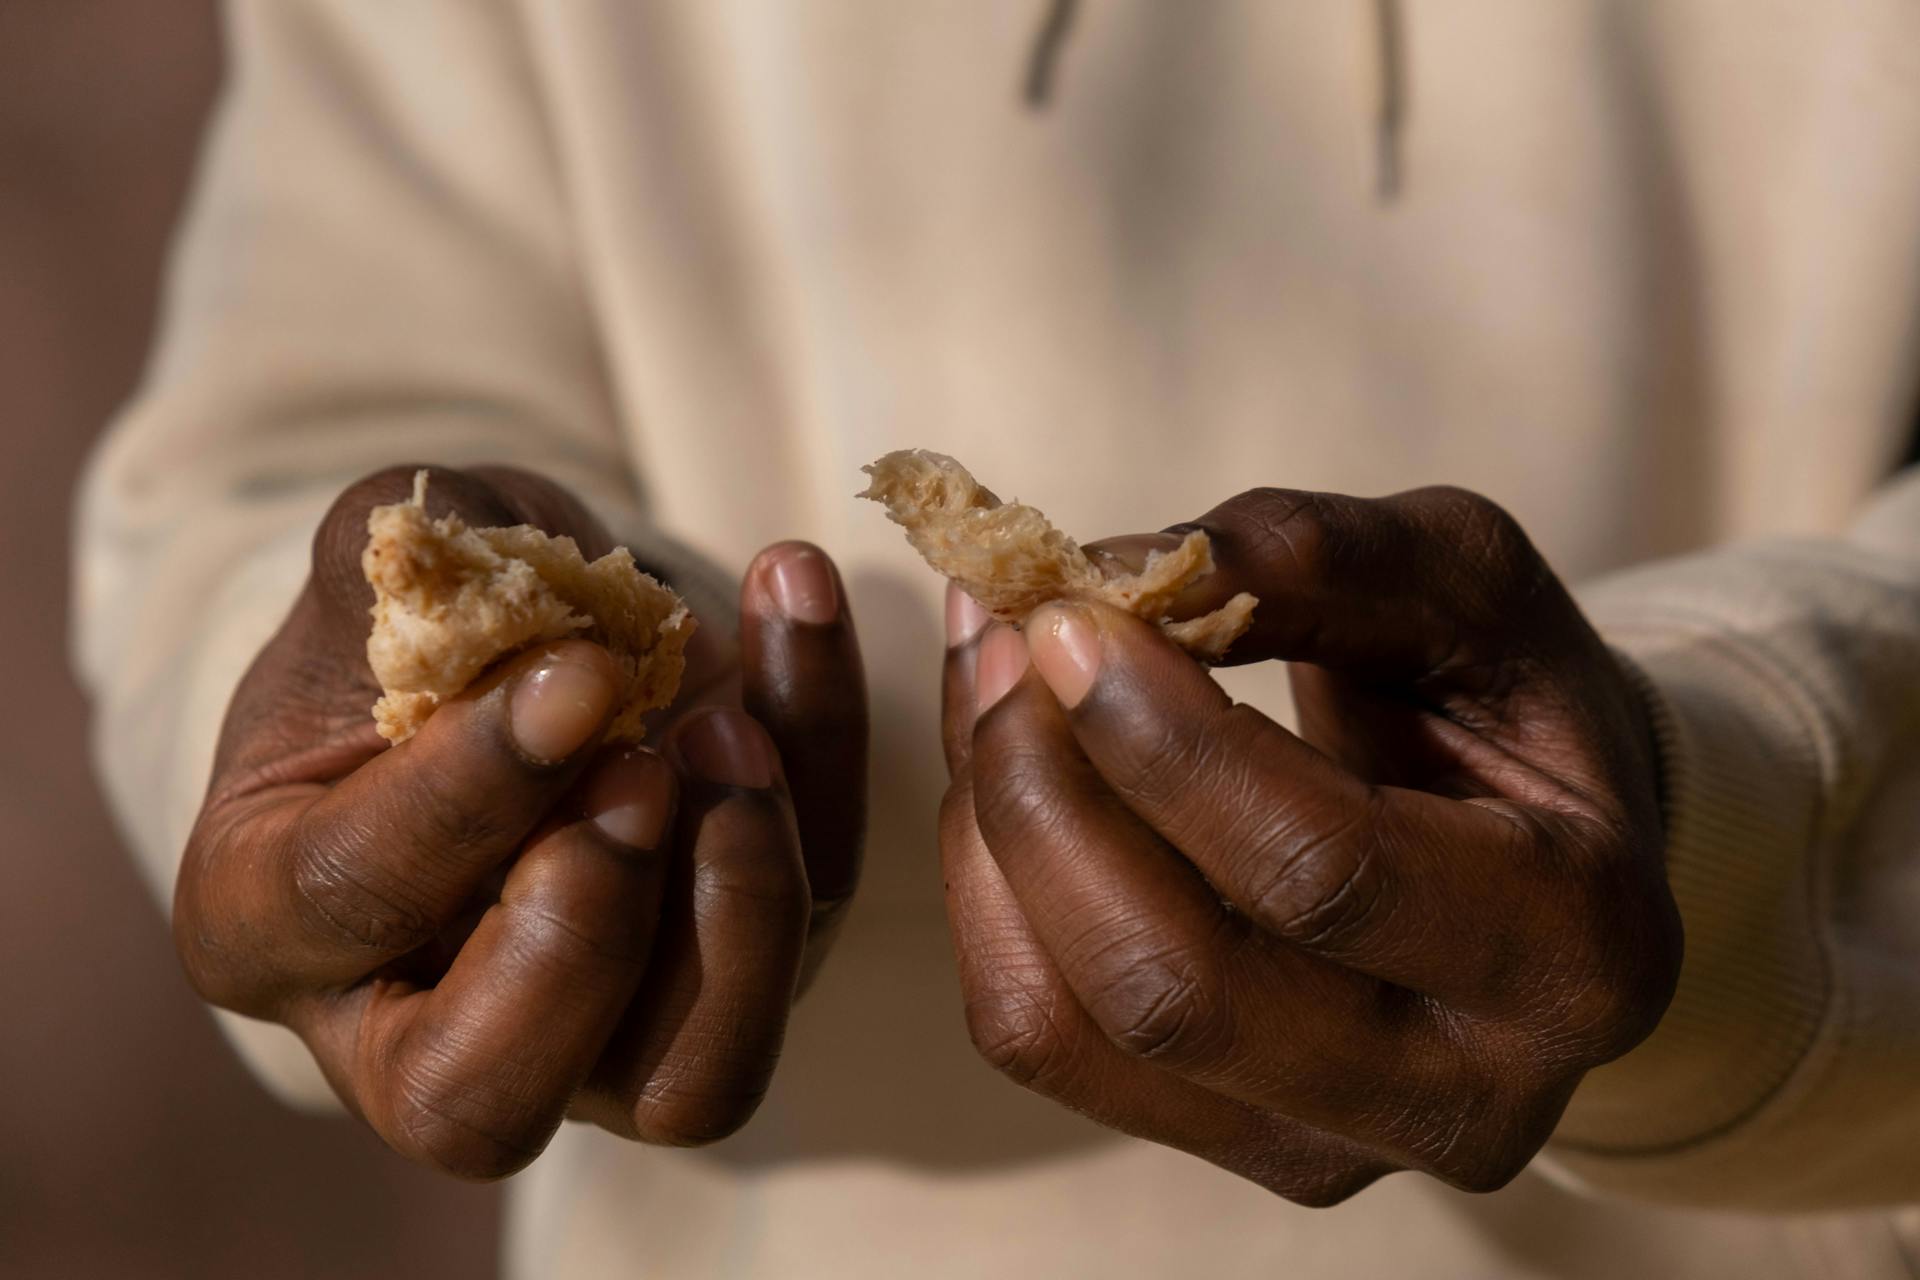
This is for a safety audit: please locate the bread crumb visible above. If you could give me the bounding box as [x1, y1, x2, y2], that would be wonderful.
[859, 449, 1256, 661]
[362, 471, 694, 744]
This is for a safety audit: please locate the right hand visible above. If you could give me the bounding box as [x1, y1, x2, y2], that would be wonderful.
[175, 465, 867, 1178]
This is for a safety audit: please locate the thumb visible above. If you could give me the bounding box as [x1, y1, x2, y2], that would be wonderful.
[308, 465, 526, 641]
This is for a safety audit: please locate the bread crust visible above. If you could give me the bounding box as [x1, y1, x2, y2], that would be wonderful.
[859, 449, 1256, 660]
[362, 471, 694, 744]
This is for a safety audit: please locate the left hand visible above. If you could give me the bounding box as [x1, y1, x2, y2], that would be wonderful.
[939, 484, 1681, 1204]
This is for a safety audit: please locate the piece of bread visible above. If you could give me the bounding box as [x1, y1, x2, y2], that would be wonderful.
[859, 449, 1257, 661]
[362, 471, 695, 745]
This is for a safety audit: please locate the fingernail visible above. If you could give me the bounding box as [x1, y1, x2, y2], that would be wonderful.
[511, 649, 617, 764]
[1084, 533, 1185, 576]
[678, 707, 776, 789]
[974, 624, 1029, 715]
[946, 584, 991, 647]
[1027, 604, 1101, 709]
[585, 749, 676, 850]
[763, 544, 838, 624]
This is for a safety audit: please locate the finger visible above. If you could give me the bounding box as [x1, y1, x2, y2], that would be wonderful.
[1168, 487, 1643, 810]
[969, 656, 1478, 1147]
[1287, 661, 1489, 793]
[1091, 487, 1586, 687]
[940, 582, 994, 776]
[1287, 661, 1399, 782]
[581, 707, 811, 1146]
[740, 542, 867, 908]
[305, 748, 678, 1180]
[1021, 601, 1564, 1011]
[940, 772, 1395, 1206]
[971, 636, 1247, 1062]
[1092, 497, 1634, 816]
[225, 640, 624, 994]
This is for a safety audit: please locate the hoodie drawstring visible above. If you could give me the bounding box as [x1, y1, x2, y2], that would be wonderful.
[1022, 0, 1405, 202]
[1374, 0, 1406, 200]
[1023, 0, 1078, 108]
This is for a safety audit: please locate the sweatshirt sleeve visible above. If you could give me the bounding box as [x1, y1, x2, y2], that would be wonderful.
[70, 1, 732, 1109]
[1540, 465, 1920, 1209]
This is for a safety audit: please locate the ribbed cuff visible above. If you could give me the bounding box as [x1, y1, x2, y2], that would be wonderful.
[1544, 618, 1831, 1184]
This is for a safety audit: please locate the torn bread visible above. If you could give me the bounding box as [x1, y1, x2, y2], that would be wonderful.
[362, 471, 694, 744]
[859, 449, 1257, 661]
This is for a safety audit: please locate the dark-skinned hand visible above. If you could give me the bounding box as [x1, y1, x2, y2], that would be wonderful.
[175, 465, 867, 1179]
[940, 485, 1682, 1204]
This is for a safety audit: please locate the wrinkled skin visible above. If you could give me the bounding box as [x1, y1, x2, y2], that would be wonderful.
[940, 485, 1682, 1204]
[176, 464, 867, 1179]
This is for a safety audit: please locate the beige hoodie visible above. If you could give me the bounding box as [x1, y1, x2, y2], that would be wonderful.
[75, 2, 1920, 1276]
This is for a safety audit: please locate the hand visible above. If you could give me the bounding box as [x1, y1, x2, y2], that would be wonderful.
[940, 485, 1680, 1203]
[176, 465, 866, 1177]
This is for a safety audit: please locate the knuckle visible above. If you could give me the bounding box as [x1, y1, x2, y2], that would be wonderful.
[173, 807, 311, 1016]
[388, 1045, 551, 1180]
[1556, 978, 1639, 1060]
[1108, 714, 1225, 821]
[642, 1102, 756, 1149]
[1220, 487, 1337, 582]
[172, 917, 265, 1015]
[626, 1024, 784, 1147]
[1411, 486, 1547, 603]
[1083, 939, 1226, 1065]
[1411, 485, 1523, 549]
[1548, 875, 1684, 1061]
[1570, 951, 1680, 1063]
[1274, 1162, 1393, 1208]
[1446, 1149, 1533, 1195]
[968, 739, 1080, 850]
[637, 1082, 770, 1148]
[1233, 1120, 1400, 1207]
[1441, 1109, 1555, 1194]
[289, 836, 440, 955]
[172, 918, 249, 1012]
[507, 900, 651, 978]
[1240, 792, 1382, 948]
[963, 986, 1076, 1092]
[693, 843, 810, 925]
[171, 833, 249, 1008]
[1408, 1072, 1558, 1195]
